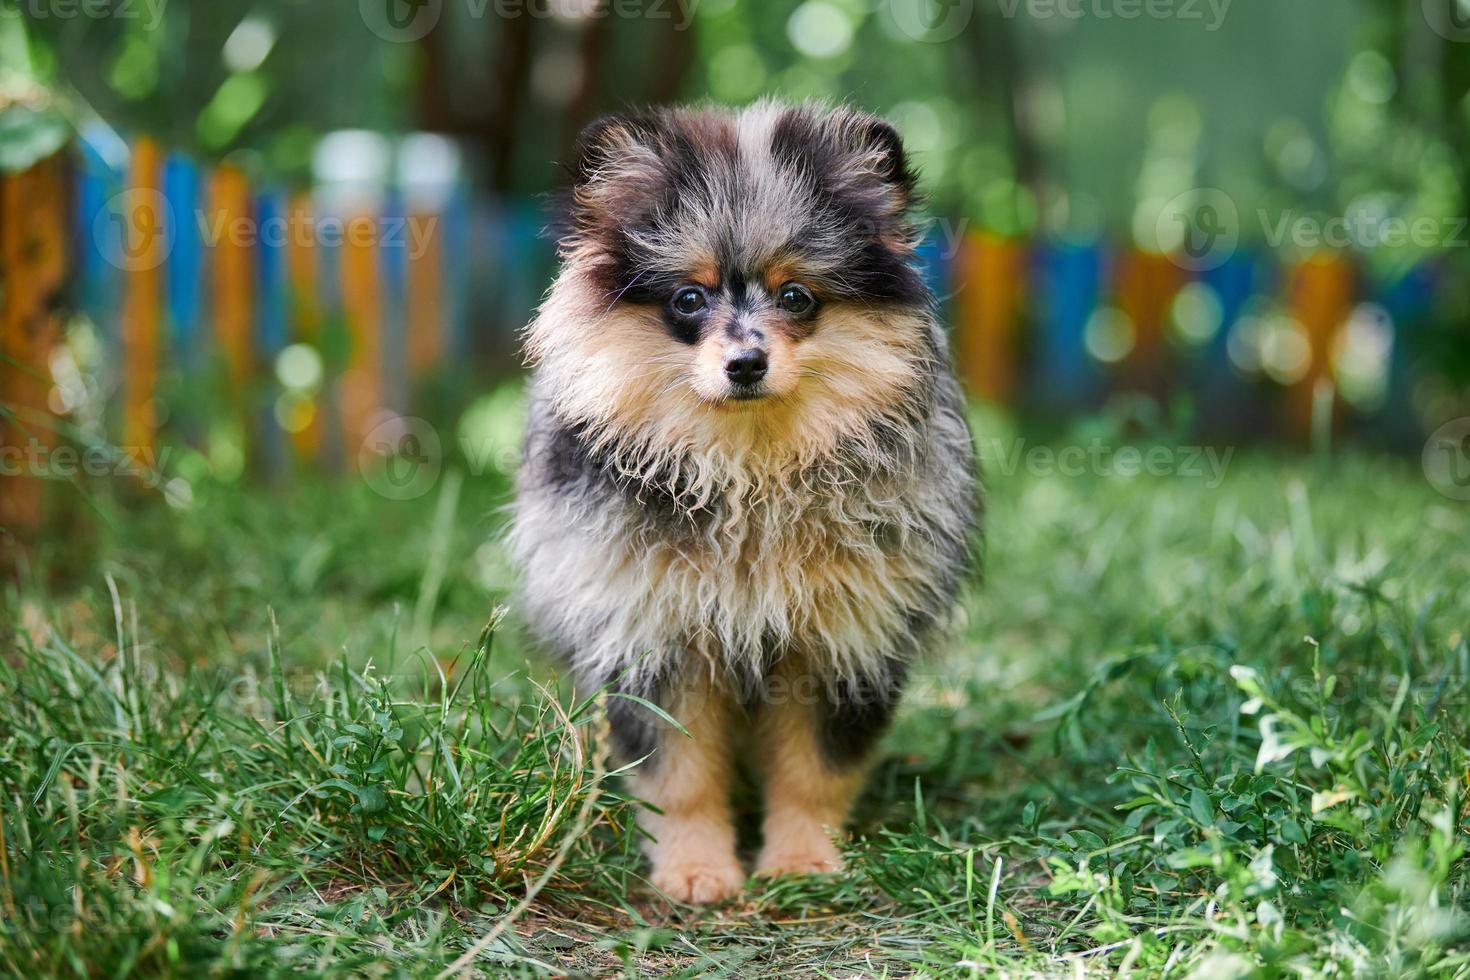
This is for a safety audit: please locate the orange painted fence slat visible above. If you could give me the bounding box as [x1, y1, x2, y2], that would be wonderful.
[1115, 249, 1186, 390]
[340, 213, 382, 459]
[1286, 252, 1355, 443]
[1, 153, 68, 537]
[407, 211, 443, 380]
[209, 165, 255, 404]
[953, 233, 1026, 404]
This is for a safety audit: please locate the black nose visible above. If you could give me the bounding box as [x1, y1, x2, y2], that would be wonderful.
[724, 350, 768, 386]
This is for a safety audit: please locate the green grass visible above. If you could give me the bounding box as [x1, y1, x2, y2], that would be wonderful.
[4, 409, 1470, 977]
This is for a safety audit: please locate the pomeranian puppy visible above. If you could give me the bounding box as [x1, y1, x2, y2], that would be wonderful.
[512, 100, 977, 904]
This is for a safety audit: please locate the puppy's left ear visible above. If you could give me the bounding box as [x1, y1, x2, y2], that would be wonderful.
[817, 109, 920, 251]
[843, 115, 918, 209]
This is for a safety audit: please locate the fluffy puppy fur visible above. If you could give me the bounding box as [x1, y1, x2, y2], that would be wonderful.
[512, 100, 978, 904]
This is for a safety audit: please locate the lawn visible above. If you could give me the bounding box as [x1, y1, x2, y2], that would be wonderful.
[3, 404, 1469, 977]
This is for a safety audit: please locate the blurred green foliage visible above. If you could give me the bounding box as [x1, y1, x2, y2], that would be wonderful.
[4, 0, 1467, 244]
[4, 0, 409, 176]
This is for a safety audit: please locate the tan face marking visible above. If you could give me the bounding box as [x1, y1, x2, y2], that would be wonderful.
[762, 262, 798, 295]
[688, 262, 720, 290]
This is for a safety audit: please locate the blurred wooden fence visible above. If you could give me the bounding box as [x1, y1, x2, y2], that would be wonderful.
[1, 127, 1444, 538]
[1, 148, 68, 538]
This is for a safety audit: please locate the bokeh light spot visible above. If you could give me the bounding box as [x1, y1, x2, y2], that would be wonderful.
[787, 1, 853, 59]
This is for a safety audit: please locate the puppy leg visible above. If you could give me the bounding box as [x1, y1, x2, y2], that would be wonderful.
[613, 675, 745, 904]
[755, 666, 902, 876]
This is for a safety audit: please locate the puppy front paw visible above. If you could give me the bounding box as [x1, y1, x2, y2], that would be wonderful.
[756, 832, 843, 877]
[651, 856, 747, 904]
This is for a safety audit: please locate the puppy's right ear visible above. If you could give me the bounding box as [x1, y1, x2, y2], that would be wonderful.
[565, 113, 667, 250]
[571, 113, 662, 186]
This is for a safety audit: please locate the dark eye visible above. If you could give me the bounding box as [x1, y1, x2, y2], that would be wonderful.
[777, 282, 816, 315]
[670, 286, 708, 318]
